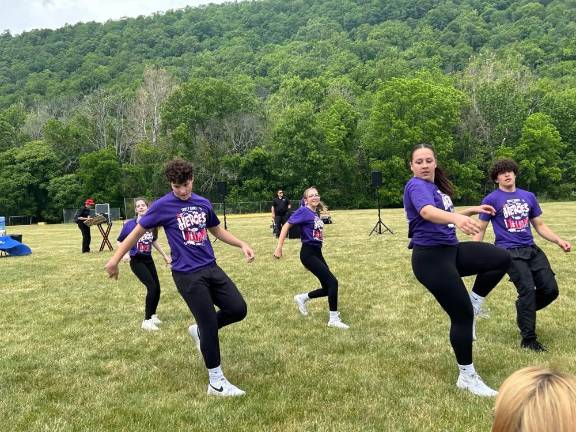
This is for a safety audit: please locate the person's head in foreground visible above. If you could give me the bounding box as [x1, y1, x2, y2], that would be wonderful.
[492, 366, 576, 432]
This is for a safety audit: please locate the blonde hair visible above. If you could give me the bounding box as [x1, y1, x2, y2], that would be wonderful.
[492, 367, 576, 432]
[303, 186, 327, 212]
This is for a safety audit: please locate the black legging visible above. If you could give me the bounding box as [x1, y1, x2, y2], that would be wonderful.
[130, 255, 161, 320]
[172, 264, 247, 369]
[77, 222, 91, 253]
[300, 244, 339, 311]
[411, 242, 511, 365]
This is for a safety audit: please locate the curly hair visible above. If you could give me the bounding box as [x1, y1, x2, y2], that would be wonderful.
[490, 159, 518, 182]
[165, 158, 194, 184]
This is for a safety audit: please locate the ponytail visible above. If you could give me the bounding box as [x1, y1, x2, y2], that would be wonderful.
[434, 167, 454, 197]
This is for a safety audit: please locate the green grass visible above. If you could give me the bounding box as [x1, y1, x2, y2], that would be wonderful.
[2, 204, 576, 431]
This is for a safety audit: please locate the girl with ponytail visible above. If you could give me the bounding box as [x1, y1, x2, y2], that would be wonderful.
[403, 143, 511, 397]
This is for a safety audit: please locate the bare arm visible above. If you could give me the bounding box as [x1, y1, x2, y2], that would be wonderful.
[271, 205, 275, 218]
[152, 240, 172, 264]
[105, 224, 146, 279]
[208, 225, 255, 262]
[420, 205, 483, 236]
[472, 220, 490, 242]
[273, 222, 292, 259]
[531, 216, 571, 252]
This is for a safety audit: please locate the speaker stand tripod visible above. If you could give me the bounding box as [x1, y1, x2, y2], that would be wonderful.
[369, 188, 393, 236]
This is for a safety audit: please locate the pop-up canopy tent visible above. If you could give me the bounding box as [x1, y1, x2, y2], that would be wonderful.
[0, 235, 32, 256]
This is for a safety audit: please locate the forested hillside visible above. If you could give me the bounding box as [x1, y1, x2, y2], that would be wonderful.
[1, 0, 575, 221]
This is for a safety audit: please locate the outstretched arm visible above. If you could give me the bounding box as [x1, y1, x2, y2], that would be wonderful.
[531, 216, 571, 252]
[420, 205, 484, 236]
[105, 224, 146, 279]
[208, 225, 255, 262]
[273, 222, 291, 259]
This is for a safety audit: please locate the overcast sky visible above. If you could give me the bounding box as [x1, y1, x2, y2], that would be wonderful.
[0, 0, 231, 35]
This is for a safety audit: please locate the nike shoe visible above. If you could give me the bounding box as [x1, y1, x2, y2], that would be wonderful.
[521, 338, 547, 352]
[141, 319, 159, 331]
[456, 373, 498, 397]
[188, 324, 201, 353]
[151, 314, 162, 325]
[470, 293, 490, 319]
[327, 312, 350, 329]
[207, 378, 246, 397]
[294, 293, 309, 316]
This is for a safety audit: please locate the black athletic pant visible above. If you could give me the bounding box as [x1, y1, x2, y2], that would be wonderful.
[411, 242, 511, 365]
[507, 245, 559, 341]
[300, 244, 338, 311]
[77, 222, 91, 253]
[172, 264, 247, 369]
[274, 213, 288, 237]
[130, 255, 161, 320]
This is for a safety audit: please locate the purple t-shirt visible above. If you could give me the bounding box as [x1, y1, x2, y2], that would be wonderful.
[479, 188, 541, 249]
[117, 218, 157, 257]
[403, 177, 457, 248]
[138, 192, 220, 273]
[288, 206, 324, 247]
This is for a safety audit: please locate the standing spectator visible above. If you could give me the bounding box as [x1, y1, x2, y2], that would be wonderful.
[473, 159, 571, 352]
[75, 198, 94, 253]
[271, 189, 291, 237]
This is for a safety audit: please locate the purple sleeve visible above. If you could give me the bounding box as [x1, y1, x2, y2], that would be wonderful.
[205, 202, 220, 228]
[406, 181, 435, 214]
[478, 194, 495, 222]
[287, 208, 305, 225]
[117, 221, 133, 242]
[529, 193, 542, 219]
[139, 200, 162, 230]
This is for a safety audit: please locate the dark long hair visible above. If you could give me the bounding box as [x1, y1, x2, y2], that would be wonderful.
[411, 143, 454, 197]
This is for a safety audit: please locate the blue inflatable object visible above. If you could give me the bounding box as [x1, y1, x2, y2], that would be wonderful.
[0, 236, 32, 256]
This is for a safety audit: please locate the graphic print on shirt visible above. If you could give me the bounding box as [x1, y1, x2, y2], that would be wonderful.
[502, 198, 530, 232]
[313, 216, 324, 241]
[136, 230, 154, 253]
[176, 206, 208, 245]
[438, 190, 455, 228]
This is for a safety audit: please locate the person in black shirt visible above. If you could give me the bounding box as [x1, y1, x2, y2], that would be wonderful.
[271, 189, 291, 238]
[75, 198, 94, 253]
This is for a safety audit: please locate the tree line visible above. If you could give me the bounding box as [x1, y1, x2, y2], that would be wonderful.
[0, 0, 575, 222]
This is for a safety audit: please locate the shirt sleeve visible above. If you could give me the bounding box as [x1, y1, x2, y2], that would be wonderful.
[117, 221, 132, 242]
[205, 203, 221, 228]
[406, 181, 436, 214]
[529, 193, 543, 219]
[478, 194, 495, 222]
[139, 201, 162, 230]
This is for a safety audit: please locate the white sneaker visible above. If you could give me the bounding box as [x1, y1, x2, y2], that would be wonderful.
[328, 319, 350, 329]
[207, 378, 246, 397]
[294, 294, 309, 316]
[188, 324, 201, 353]
[470, 294, 490, 319]
[456, 373, 498, 397]
[141, 319, 159, 331]
[151, 314, 162, 325]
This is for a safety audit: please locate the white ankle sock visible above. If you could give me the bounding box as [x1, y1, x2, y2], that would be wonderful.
[208, 366, 224, 384]
[329, 311, 340, 321]
[300, 293, 309, 301]
[458, 363, 476, 376]
[470, 292, 485, 306]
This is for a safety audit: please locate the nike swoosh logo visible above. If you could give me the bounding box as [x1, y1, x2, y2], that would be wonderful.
[210, 384, 224, 392]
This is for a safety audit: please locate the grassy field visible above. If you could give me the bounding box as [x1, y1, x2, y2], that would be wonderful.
[2, 204, 576, 431]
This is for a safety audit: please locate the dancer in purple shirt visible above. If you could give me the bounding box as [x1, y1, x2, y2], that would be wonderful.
[404, 144, 510, 397]
[474, 159, 571, 352]
[106, 159, 255, 397]
[117, 198, 171, 332]
[274, 186, 349, 329]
